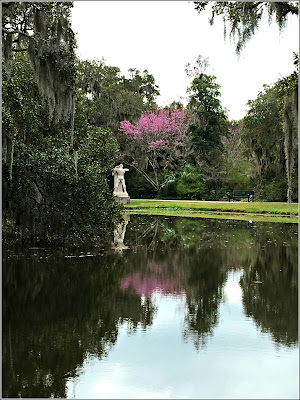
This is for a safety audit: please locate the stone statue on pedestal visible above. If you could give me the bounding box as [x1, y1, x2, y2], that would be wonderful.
[112, 164, 130, 204]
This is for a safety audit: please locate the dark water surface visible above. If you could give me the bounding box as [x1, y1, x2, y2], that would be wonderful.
[3, 215, 298, 399]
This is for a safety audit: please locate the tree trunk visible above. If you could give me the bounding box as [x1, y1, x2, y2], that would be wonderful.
[283, 88, 298, 211]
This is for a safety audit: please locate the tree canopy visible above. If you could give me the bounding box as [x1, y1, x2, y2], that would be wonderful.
[75, 59, 160, 133]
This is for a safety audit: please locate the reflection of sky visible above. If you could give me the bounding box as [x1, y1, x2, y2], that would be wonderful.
[223, 270, 243, 304]
[66, 271, 299, 399]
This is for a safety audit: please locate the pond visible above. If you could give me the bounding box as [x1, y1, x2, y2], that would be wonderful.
[3, 215, 298, 399]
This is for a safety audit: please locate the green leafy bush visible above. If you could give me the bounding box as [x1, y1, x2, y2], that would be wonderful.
[176, 165, 207, 199]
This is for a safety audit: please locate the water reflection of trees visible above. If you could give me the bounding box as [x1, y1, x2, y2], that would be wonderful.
[3, 251, 156, 398]
[125, 216, 298, 349]
[240, 244, 298, 347]
[182, 248, 226, 349]
[124, 217, 233, 348]
[3, 217, 298, 396]
[120, 245, 227, 349]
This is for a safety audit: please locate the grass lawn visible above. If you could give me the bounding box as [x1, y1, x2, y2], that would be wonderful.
[125, 199, 299, 223]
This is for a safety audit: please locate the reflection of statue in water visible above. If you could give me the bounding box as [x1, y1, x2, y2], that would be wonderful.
[113, 215, 130, 253]
[112, 164, 130, 204]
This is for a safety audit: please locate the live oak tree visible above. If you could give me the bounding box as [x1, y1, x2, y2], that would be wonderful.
[3, 54, 121, 243]
[2, 2, 76, 191]
[2, 2, 76, 124]
[76, 60, 160, 134]
[2, 3, 121, 243]
[241, 84, 287, 200]
[241, 61, 298, 202]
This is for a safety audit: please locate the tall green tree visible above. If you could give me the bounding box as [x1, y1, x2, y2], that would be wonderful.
[241, 84, 287, 200]
[3, 53, 121, 244]
[187, 73, 228, 155]
[76, 60, 160, 134]
[2, 6, 122, 244]
[185, 60, 229, 196]
[241, 65, 298, 202]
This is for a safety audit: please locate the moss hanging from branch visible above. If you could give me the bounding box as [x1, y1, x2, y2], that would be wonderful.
[9, 141, 14, 182]
[3, 32, 13, 72]
[2, 2, 76, 128]
[193, 2, 299, 56]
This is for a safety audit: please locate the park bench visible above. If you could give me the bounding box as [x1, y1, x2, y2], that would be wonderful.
[227, 190, 254, 202]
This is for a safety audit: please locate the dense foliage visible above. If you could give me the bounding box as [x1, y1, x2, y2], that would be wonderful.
[242, 84, 287, 200]
[2, 4, 123, 244]
[2, 2, 76, 123]
[2, 53, 121, 244]
[241, 64, 298, 202]
[76, 60, 160, 134]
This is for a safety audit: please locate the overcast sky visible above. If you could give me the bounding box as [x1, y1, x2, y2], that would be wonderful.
[71, 1, 299, 121]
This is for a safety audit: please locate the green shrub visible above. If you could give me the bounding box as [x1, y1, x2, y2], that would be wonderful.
[256, 176, 287, 202]
[176, 165, 207, 200]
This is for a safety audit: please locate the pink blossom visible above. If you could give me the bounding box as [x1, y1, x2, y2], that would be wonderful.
[148, 140, 166, 150]
[120, 108, 188, 140]
[119, 107, 191, 180]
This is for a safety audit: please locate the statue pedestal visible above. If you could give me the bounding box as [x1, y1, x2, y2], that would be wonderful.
[114, 192, 130, 204]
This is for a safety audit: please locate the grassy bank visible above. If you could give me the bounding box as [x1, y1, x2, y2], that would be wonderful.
[125, 199, 298, 223]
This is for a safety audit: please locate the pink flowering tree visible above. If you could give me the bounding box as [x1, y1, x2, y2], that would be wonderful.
[120, 107, 190, 191]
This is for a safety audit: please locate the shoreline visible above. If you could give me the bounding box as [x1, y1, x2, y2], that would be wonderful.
[125, 199, 299, 223]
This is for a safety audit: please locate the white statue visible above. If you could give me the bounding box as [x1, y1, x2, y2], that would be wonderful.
[112, 164, 130, 203]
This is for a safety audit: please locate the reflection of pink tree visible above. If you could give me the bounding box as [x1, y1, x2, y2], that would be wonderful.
[120, 256, 185, 296]
[148, 261, 162, 274]
[120, 107, 190, 190]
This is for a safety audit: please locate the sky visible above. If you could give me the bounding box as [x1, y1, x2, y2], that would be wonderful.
[71, 1, 299, 121]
